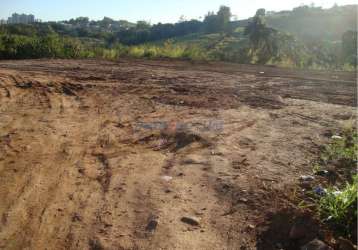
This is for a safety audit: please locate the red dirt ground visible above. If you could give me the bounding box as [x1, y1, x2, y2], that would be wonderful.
[0, 59, 356, 249]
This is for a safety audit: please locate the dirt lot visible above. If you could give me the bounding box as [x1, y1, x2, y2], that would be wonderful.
[0, 59, 356, 250]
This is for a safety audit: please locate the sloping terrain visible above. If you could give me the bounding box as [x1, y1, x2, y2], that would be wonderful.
[0, 59, 356, 250]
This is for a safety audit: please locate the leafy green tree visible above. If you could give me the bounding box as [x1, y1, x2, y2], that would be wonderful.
[204, 6, 232, 34]
[217, 6, 232, 33]
[203, 12, 219, 33]
[0, 35, 18, 58]
[136, 21, 151, 30]
[244, 10, 279, 63]
[342, 30, 357, 66]
[38, 34, 63, 58]
[244, 13, 266, 48]
[69, 17, 90, 26]
[100, 17, 114, 28]
[255, 8, 266, 17]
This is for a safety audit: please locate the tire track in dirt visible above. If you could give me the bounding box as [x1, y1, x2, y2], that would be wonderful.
[0, 59, 356, 250]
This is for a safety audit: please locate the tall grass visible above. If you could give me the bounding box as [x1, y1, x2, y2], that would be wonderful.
[1, 33, 356, 71]
[74, 40, 211, 61]
[124, 41, 210, 61]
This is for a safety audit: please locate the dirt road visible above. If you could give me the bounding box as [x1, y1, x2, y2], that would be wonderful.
[0, 59, 356, 250]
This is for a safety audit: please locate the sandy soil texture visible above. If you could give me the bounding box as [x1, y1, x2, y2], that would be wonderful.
[0, 59, 356, 250]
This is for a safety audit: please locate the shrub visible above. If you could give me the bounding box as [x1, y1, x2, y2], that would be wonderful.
[128, 46, 145, 58]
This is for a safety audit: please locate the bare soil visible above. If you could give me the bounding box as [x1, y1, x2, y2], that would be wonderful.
[0, 59, 356, 250]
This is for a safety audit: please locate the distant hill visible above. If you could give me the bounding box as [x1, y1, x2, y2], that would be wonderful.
[266, 5, 357, 41]
[0, 4, 356, 44]
[0, 4, 356, 69]
[230, 5, 357, 42]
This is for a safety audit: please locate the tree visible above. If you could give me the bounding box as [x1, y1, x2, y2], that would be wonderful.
[203, 11, 219, 33]
[342, 30, 357, 66]
[217, 6, 232, 33]
[100, 17, 114, 28]
[178, 15, 186, 23]
[70, 17, 89, 26]
[256, 8, 266, 17]
[244, 12, 267, 49]
[136, 21, 151, 30]
[203, 6, 232, 34]
[244, 10, 279, 63]
[38, 34, 63, 58]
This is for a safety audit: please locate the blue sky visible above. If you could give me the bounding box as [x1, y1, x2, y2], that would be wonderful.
[0, 0, 356, 23]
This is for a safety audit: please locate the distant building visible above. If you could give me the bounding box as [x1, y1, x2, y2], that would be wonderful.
[7, 13, 36, 24]
[0, 19, 7, 25]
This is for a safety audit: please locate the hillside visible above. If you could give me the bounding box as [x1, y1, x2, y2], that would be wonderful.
[1, 4, 356, 44]
[0, 4, 356, 69]
[266, 4, 357, 41]
[230, 5, 357, 42]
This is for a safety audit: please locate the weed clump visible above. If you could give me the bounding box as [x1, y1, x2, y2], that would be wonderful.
[313, 127, 358, 241]
[318, 176, 357, 239]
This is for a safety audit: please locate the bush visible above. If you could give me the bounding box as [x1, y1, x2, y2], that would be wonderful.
[0, 34, 92, 59]
[128, 46, 145, 58]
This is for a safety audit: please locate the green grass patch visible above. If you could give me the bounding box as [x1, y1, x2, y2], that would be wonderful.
[318, 176, 357, 238]
[321, 129, 358, 166]
[311, 126, 357, 240]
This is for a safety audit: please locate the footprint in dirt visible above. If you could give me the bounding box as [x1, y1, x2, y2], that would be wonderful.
[238, 137, 256, 151]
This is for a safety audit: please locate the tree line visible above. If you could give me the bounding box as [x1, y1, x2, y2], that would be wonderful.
[0, 5, 356, 69]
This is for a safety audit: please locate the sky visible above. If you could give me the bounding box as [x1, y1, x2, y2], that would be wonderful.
[0, 0, 356, 23]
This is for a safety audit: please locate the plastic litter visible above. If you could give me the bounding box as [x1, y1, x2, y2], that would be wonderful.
[333, 191, 342, 196]
[315, 170, 329, 176]
[331, 135, 343, 140]
[313, 186, 326, 196]
[299, 175, 315, 181]
[161, 176, 173, 182]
